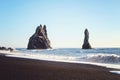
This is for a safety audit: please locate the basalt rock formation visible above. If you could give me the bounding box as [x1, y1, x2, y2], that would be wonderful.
[27, 24, 51, 49]
[82, 29, 92, 49]
[0, 46, 13, 51]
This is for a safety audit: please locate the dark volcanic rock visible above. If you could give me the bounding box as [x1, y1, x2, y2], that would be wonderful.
[82, 29, 92, 49]
[0, 47, 7, 50]
[8, 47, 13, 51]
[27, 24, 51, 49]
[0, 46, 13, 51]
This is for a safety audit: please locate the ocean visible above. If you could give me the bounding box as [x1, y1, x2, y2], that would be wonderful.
[3, 48, 120, 70]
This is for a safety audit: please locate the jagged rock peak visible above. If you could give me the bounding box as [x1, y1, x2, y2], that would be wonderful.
[82, 28, 92, 49]
[27, 24, 51, 49]
[43, 25, 47, 36]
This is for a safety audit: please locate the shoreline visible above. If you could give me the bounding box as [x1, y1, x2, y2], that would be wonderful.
[4, 50, 120, 70]
[0, 54, 120, 80]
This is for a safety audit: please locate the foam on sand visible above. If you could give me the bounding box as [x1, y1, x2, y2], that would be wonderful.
[110, 71, 120, 75]
[1, 50, 120, 71]
[0, 50, 11, 54]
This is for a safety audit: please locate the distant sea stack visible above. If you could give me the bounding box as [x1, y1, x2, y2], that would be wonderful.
[82, 29, 92, 49]
[27, 24, 52, 49]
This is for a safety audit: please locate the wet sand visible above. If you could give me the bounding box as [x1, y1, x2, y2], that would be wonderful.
[0, 55, 120, 80]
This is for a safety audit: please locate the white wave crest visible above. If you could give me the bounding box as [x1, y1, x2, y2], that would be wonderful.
[6, 52, 76, 62]
[83, 53, 120, 63]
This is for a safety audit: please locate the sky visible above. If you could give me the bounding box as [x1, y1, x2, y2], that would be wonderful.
[0, 0, 120, 48]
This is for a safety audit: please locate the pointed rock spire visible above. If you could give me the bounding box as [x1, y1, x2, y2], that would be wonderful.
[82, 29, 92, 49]
[27, 24, 51, 49]
[43, 25, 47, 36]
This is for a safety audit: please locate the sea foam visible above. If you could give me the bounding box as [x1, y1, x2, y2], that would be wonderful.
[2, 48, 120, 70]
[83, 53, 120, 63]
[110, 71, 120, 75]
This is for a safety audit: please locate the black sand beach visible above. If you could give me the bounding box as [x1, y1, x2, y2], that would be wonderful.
[0, 54, 120, 80]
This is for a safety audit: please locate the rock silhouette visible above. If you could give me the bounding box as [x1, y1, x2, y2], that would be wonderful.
[0, 46, 13, 51]
[82, 29, 92, 49]
[27, 24, 51, 49]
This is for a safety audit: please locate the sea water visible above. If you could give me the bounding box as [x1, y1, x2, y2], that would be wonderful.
[2, 48, 120, 74]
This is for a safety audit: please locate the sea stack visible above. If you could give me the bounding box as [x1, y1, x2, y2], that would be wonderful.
[82, 29, 92, 49]
[27, 24, 51, 49]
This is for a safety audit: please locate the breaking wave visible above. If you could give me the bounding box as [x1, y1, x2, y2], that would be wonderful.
[82, 53, 120, 63]
[2, 48, 120, 70]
